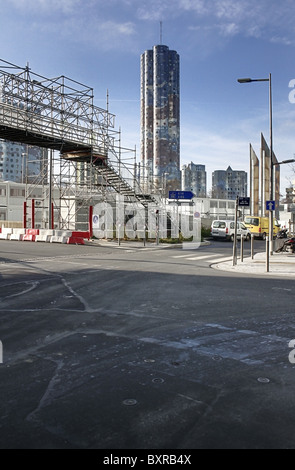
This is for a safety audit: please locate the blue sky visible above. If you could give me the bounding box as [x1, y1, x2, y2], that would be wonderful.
[1, 0, 295, 194]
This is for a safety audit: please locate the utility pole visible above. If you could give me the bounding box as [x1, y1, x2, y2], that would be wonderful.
[233, 196, 238, 266]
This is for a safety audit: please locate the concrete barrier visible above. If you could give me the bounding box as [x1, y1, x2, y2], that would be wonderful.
[23, 229, 40, 242]
[50, 236, 68, 244]
[67, 236, 85, 245]
[54, 231, 73, 238]
[10, 228, 26, 241]
[71, 231, 90, 240]
[35, 229, 55, 243]
[50, 230, 72, 244]
[0, 228, 13, 240]
[0, 228, 90, 245]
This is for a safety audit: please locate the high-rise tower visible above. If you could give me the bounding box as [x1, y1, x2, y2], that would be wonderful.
[140, 45, 180, 196]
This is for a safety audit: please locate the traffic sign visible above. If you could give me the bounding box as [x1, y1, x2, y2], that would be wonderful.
[266, 200, 275, 211]
[238, 197, 250, 207]
[169, 191, 194, 200]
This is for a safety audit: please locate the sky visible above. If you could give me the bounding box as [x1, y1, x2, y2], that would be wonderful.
[1, 0, 295, 195]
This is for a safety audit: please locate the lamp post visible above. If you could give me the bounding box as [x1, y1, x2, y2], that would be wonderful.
[237, 74, 274, 253]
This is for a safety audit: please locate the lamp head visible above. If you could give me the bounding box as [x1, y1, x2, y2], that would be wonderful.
[237, 78, 252, 83]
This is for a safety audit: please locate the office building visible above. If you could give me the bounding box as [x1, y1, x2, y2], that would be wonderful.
[140, 45, 180, 196]
[182, 163, 206, 197]
[212, 166, 247, 200]
[0, 139, 48, 184]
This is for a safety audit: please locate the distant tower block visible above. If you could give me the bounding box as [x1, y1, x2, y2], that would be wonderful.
[140, 44, 181, 196]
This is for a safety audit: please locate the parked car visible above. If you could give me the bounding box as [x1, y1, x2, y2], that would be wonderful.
[243, 216, 280, 240]
[211, 220, 251, 241]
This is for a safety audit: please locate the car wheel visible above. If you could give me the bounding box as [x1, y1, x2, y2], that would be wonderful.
[262, 232, 266, 241]
[246, 234, 250, 241]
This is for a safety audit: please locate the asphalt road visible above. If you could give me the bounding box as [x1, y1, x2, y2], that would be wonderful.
[1, 239, 295, 450]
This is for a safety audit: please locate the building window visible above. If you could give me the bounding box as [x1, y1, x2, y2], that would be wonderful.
[10, 188, 25, 197]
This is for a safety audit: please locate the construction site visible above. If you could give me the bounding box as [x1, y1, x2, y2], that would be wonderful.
[0, 58, 174, 242]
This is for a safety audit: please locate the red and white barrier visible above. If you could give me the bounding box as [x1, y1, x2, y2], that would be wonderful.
[0, 228, 13, 240]
[0, 228, 90, 244]
[23, 229, 40, 242]
[35, 230, 55, 243]
[10, 229, 26, 241]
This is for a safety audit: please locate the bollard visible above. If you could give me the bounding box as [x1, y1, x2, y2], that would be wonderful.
[266, 236, 269, 273]
[232, 237, 237, 266]
[251, 234, 255, 259]
[118, 223, 121, 246]
[156, 211, 159, 246]
[240, 235, 244, 262]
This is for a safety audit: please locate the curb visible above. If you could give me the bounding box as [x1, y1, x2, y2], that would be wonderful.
[211, 252, 295, 278]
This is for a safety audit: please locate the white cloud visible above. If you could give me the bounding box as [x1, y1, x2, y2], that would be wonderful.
[98, 20, 135, 37]
[134, 0, 295, 47]
[178, 0, 208, 15]
[219, 23, 239, 37]
[215, 0, 246, 21]
[5, 0, 295, 53]
[87, 20, 137, 52]
[8, 0, 81, 14]
[270, 36, 293, 46]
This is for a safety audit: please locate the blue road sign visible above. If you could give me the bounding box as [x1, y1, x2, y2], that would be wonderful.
[266, 200, 275, 211]
[238, 197, 250, 207]
[169, 191, 194, 200]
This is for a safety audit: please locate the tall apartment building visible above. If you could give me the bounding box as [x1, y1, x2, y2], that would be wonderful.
[182, 163, 207, 197]
[212, 166, 247, 200]
[0, 140, 48, 184]
[140, 45, 180, 196]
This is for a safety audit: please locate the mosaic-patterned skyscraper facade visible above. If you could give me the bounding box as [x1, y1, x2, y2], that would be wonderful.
[141, 45, 180, 195]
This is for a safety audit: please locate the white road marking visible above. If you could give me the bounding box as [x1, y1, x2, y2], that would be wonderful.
[185, 254, 218, 261]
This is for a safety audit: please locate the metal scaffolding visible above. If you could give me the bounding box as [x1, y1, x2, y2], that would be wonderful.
[0, 58, 165, 231]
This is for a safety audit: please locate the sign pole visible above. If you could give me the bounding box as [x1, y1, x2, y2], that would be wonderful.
[156, 210, 159, 246]
[266, 236, 270, 272]
[269, 210, 273, 256]
[233, 196, 238, 266]
[266, 200, 275, 256]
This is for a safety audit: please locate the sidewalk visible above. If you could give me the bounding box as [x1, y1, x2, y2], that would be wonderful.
[212, 251, 295, 277]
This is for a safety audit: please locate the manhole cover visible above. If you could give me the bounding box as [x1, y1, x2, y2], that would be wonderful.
[122, 399, 137, 406]
[257, 377, 270, 383]
[152, 378, 164, 384]
[212, 355, 222, 362]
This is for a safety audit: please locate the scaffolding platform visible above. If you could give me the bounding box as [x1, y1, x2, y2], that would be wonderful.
[0, 58, 167, 231]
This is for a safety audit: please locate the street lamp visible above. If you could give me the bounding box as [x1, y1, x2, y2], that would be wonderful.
[273, 159, 295, 166]
[237, 73, 274, 253]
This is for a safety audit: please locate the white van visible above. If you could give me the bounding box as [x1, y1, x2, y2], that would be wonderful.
[211, 220, 251, 241]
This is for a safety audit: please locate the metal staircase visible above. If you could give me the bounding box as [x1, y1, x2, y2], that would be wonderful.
[95, 162, 158, 209]
[64, 150, 161, 210]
